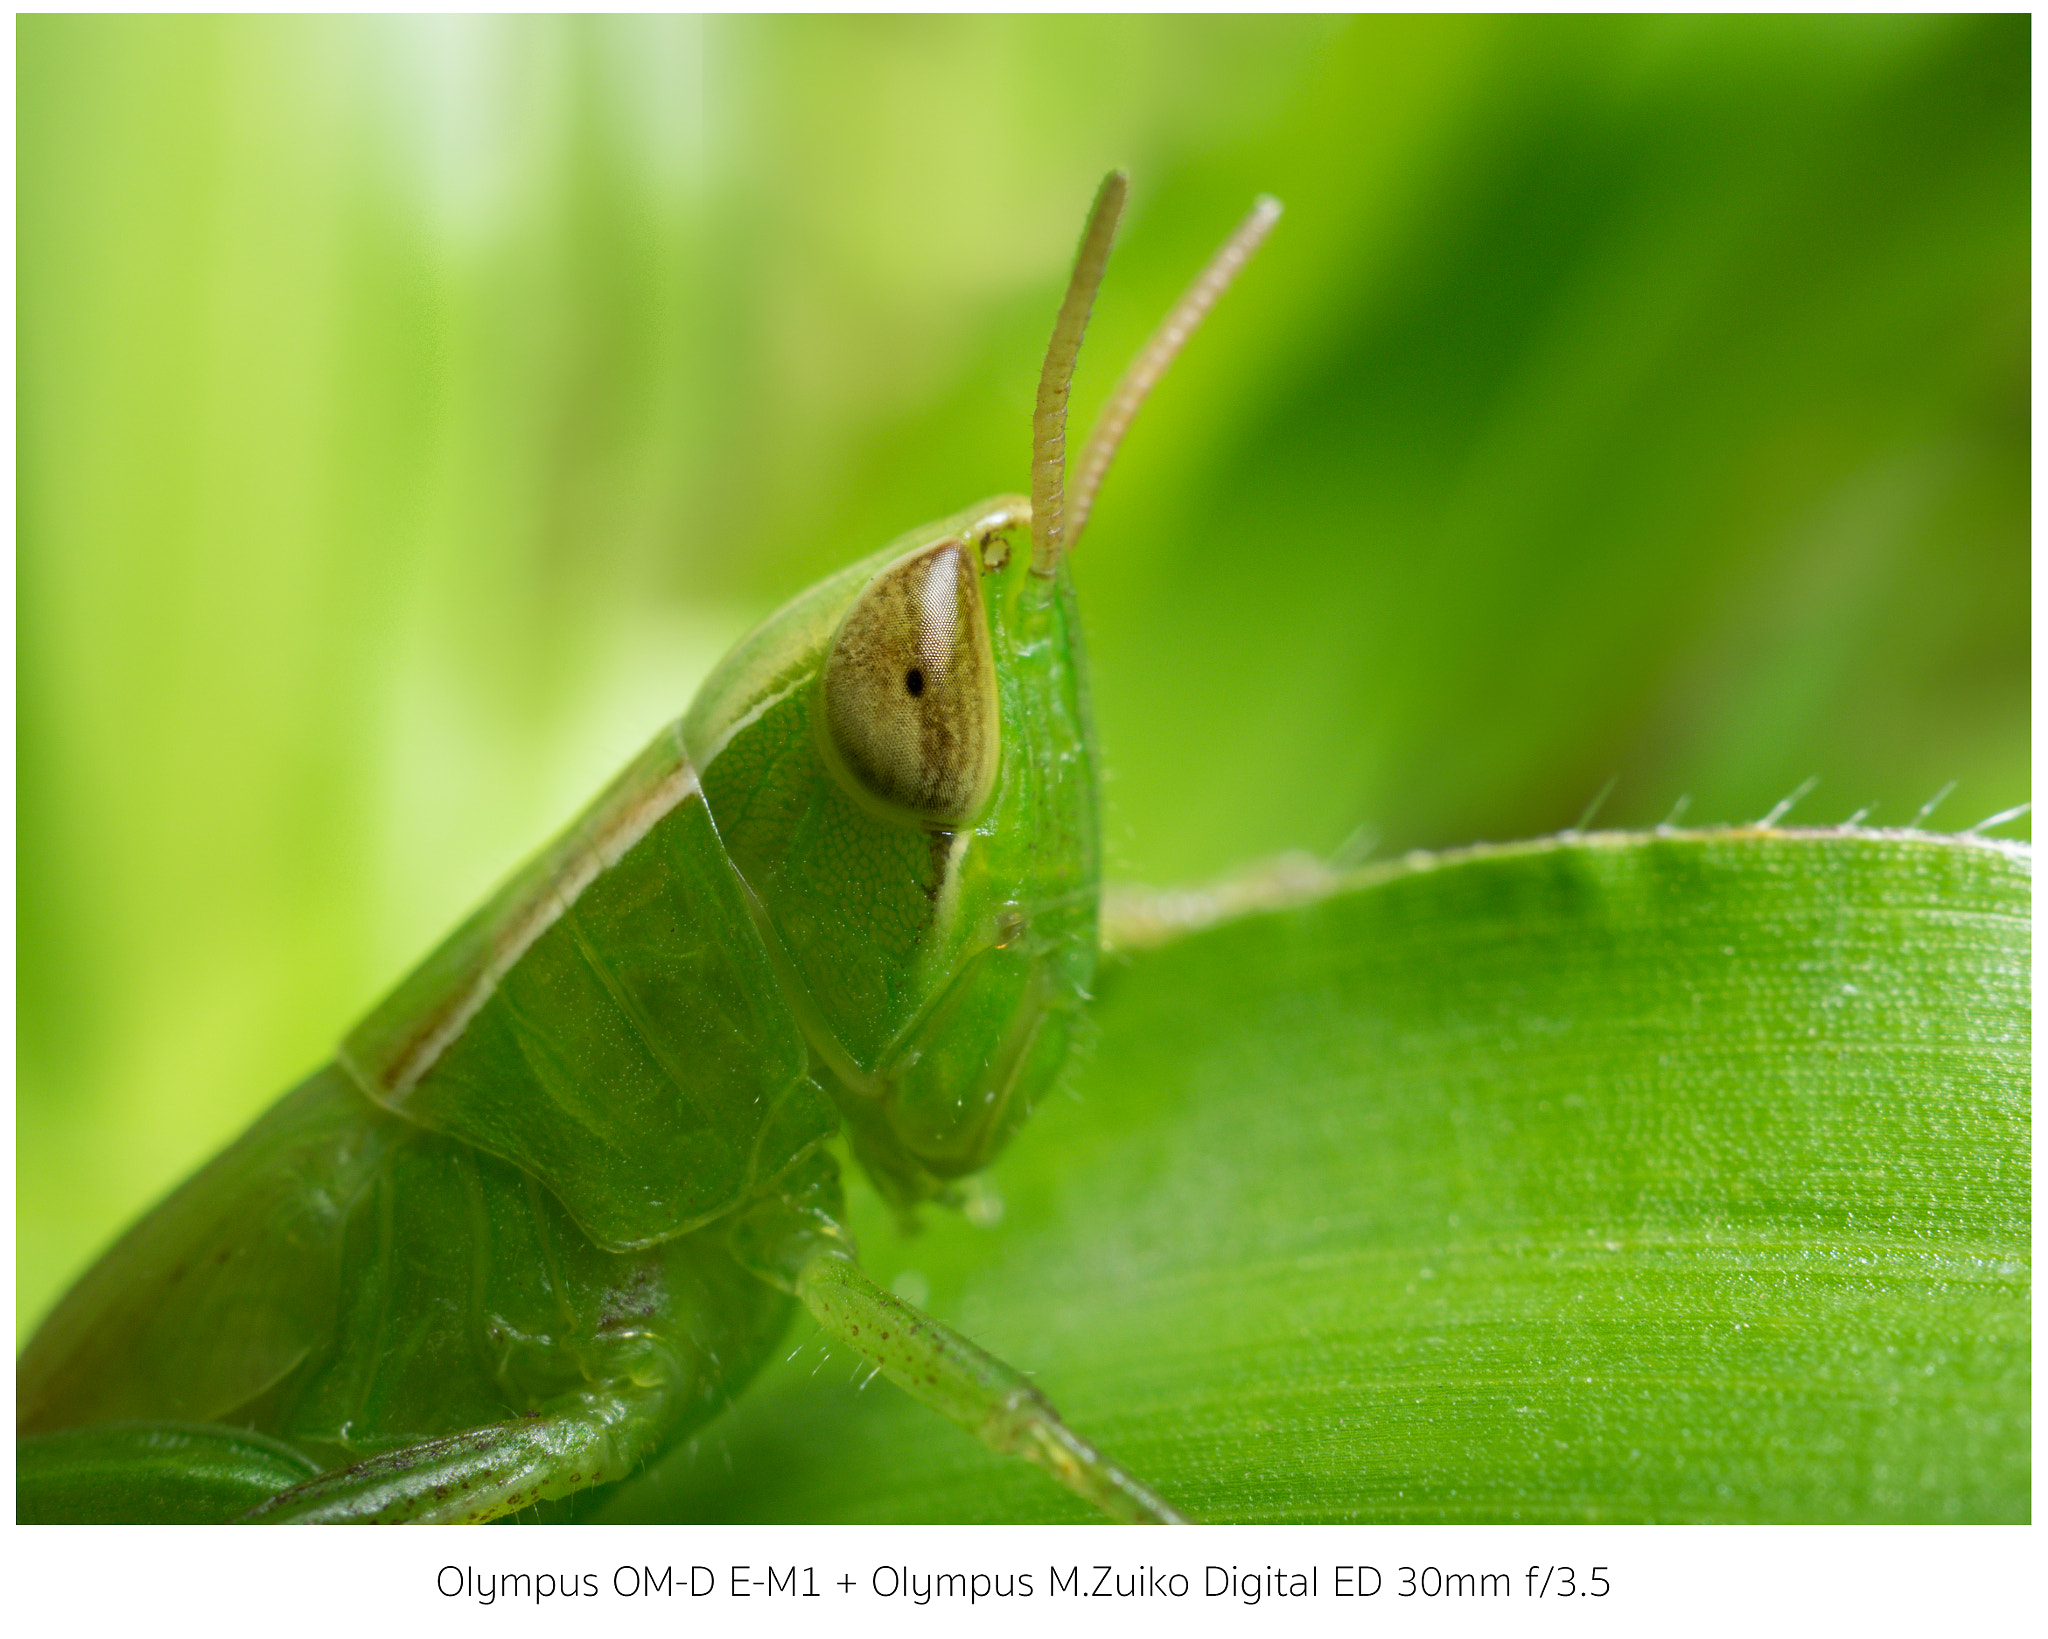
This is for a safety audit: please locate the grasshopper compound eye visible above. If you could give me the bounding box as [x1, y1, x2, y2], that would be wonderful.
[821, 537, 1002, 827]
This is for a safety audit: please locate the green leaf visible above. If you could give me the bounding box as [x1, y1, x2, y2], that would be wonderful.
[596, 827, 2029, 1522]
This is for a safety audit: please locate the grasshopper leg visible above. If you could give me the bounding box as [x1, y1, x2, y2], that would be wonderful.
[240, 1384, 675, 1524]
[794, 1249, 1187, 1524]
[18, 1422, 324, 1523]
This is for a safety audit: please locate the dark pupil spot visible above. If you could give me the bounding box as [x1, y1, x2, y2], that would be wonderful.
[905, 667, 925, 698]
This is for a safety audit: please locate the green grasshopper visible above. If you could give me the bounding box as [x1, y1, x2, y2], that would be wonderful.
[17, 173, 1279, 1524]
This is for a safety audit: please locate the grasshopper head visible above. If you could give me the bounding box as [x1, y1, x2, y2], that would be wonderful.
[682, 494, 1096, 1214]
[684, 175, 1277, 1214]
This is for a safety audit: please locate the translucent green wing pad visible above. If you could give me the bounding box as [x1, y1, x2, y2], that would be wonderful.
[340, 726, 834, 1251]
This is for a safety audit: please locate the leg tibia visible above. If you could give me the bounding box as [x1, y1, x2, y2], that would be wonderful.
[794, 1250, 1186, 1523]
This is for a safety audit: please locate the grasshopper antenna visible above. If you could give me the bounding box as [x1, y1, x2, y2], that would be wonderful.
[1066, 193, 1281, 557]
[1032, 171, 1128, 576]
[1030, 179, 1283, 576]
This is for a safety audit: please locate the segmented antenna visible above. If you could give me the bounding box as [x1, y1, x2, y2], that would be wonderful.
[1031, 172, 1127, 577]
[1031, 176, 1283, 575]
[1065, 193, 1282, 557]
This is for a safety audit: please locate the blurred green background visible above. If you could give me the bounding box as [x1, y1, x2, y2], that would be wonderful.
[17, 15, 2028, 1341]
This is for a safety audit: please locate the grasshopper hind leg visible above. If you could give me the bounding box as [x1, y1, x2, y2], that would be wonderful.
[17, 1423, 324, 1524]
[15, 1398, 684, 1526]
[238, 1384, 680, 1523]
